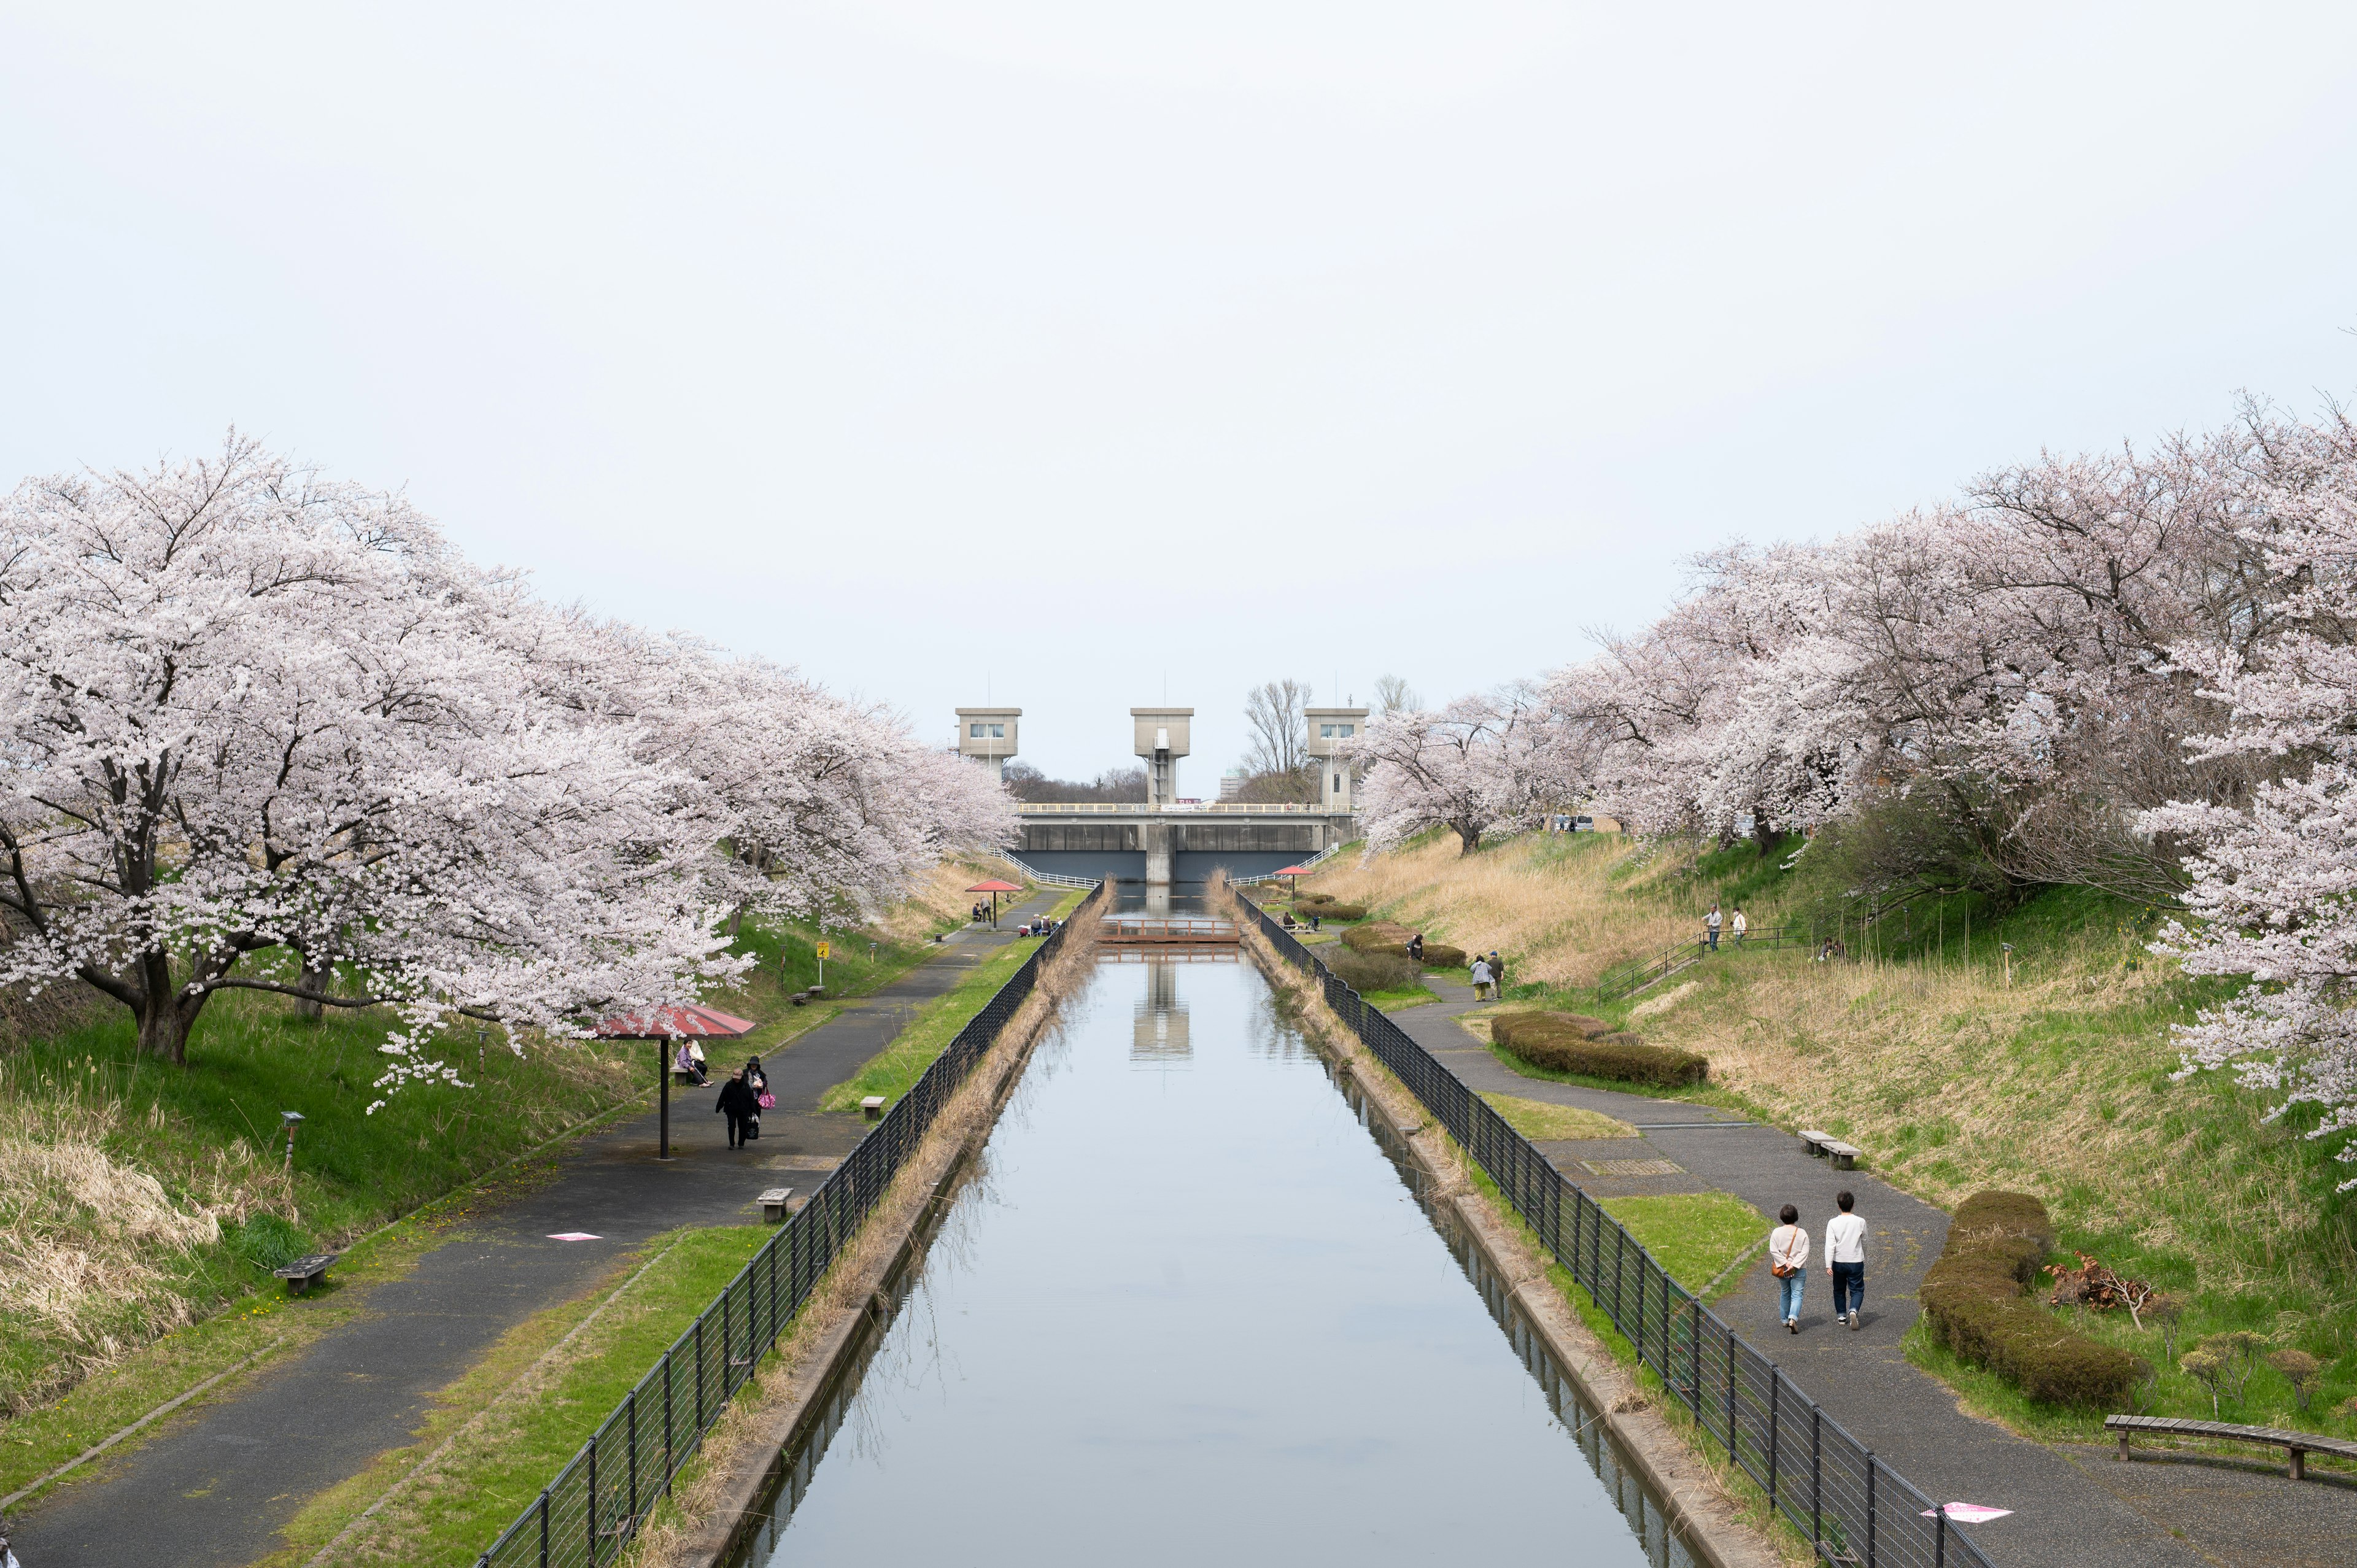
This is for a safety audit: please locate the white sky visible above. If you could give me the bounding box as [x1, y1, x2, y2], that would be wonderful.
[6, 3, 2356, 782]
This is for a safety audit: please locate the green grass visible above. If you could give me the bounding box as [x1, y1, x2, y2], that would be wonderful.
[286, 1225, 775, 1566]
[818, 889, 1086, 1113]
[0, 987, 644, 1415]
[1365, 987, 1438, 1011]
[1600, 1193, 1768, 1299]
[1479, 1091, 1638, 1142]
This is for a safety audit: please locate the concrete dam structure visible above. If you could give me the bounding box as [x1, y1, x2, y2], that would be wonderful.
[1012, 805, 1354, 884]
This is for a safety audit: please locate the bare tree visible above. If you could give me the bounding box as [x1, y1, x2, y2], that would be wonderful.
[1243, 678, 1312, 774]
[1373, 673, 1420, 714]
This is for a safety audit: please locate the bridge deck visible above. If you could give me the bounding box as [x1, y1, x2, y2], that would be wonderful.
[1101, 916, 1238, 944]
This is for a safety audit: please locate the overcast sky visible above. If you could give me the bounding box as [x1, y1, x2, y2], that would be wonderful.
[7, 4, 2356, 782]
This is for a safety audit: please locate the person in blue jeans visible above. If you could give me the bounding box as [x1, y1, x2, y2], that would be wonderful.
[1825, 1190, 1868, 1328]
[1768, 1203, 1809, 1332]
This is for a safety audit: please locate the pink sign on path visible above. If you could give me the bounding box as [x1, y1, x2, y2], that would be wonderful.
[1922, 1504, 2012, 1523]
[548, 1232, 603, 1242]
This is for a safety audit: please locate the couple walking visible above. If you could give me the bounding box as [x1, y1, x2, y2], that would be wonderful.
[1768, 1190, 1867, 1332]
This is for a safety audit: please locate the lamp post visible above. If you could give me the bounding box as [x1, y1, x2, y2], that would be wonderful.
[281, 1110, 306, 1172]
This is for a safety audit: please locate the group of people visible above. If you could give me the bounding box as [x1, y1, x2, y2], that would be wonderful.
[713, 1054, 772, 1148]
[1766, 1190, 1868, 1332]
[1469, 948, 1504, 999]
[1704, 903, 1748, 951]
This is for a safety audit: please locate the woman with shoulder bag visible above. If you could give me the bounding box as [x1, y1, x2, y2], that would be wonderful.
[1769, 1203, 1809, 1332]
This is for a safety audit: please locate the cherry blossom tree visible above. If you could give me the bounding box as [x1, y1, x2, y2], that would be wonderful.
[0, 436, 1010, 1103]
[1347, 684, 1560, 854]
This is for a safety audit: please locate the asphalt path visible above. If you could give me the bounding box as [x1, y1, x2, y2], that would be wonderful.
[1380, 970, 2317, 1568]
[12, 892, 1056, 1568]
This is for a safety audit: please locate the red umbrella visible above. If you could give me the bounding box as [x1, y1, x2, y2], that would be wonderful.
[1274, 865, 1310, 900]
[968, 879, 1022, 928]
[594, 1004, 759, 1162]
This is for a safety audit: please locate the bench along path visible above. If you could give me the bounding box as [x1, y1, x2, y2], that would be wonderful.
[1378, 971, 2351, 1568]
[12, 892, 1058, 1568]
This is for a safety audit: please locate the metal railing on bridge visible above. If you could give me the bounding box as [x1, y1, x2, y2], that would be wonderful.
[1240, 900, 1994, 1568]
[472, 883, 1104, 1568]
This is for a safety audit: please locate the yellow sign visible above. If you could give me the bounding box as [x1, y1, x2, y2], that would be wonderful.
[813, 941, 830, 960]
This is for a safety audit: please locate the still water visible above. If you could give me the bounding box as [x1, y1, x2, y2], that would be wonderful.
[741, 953, 1688, 1566]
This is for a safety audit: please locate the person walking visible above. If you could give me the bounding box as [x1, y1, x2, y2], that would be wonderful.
[1470, 956, 1493, 1002]
[743, 1054, 769, 1100]
[1706, 903, 1723, 951]
[1731, 906, 1747, 947]
[716, 1068, 760, 1149]
[1407, 933, 1425, 962]
[1487, 950, 1505, 992]
[1825, 1190, 1868, 1329]
[1769, 1204, 1809, 1332]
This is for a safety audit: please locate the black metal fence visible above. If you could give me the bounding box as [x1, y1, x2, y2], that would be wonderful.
[1595, 923, 1813, 1001]
[1245, 902, 1990, 1568]
[475, 885, 1101, 1568]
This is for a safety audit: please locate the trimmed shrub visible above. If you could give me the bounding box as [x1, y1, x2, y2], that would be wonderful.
[1595, 1030, 1647, 1048]
[1299, 892, 1334, 906]
[1318, 903, 1368, 921]
[1418, 943, 1468, 968]
[1920, 1191, 2136, 1407]
[1341, 921, 1412, 952]
[1326, 949, 1422, 995]
[1491, 1013, 1708, 1087]
[1557, 1015, 1611, 1039]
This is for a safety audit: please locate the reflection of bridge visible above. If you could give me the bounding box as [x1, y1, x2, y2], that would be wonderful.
[1013, 804, 1357, 884]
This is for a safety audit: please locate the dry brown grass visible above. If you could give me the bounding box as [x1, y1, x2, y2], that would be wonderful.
[0, 1064, 288, 1408]
[872, 853, 1035, 946]
[1301, 835, 1697, 987]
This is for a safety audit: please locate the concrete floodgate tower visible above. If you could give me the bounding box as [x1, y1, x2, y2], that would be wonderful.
[956, 707, 1020, 781]
[1131, 706, 1192, 890]
[1304, 705, 1368, 813]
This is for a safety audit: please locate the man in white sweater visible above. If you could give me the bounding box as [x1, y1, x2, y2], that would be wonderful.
[1825, 1190, 1867, 1329]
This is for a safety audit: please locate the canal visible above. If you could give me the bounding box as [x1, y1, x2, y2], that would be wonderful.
[734, 949, 1693, 1566]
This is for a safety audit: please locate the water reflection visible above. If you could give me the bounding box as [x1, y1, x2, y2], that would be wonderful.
[1130, 959, 1190, 1065]
[732, 958, 1691, 1568]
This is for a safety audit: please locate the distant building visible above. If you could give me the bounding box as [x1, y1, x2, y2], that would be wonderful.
[1218, 769, 1245, 801]
[955, 707, 1020, 781]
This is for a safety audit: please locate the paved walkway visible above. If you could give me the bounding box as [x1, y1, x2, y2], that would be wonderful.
[1384, 976, 2280, 1568]
[12, 893, 1057, 1568]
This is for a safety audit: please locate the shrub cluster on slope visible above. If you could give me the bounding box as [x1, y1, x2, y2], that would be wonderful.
[1491, 1011, 1707, 1088]
[1920, 1191, 2139, 1407]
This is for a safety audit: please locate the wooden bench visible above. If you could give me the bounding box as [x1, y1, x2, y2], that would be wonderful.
[2107, 1414, 2357, 1480]
[759, 1186, 795, 1222]
[861, 1095, 886, 1122]
[1821, 1140, 1862, 1170]
[274, 1253, 341, 1296]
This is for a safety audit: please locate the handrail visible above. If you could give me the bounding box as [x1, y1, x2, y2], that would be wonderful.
[999, 854, 1102, 889]
[473, 883, 1105, 1568]
[1226, 840, 1350, 885]
[1594, 923, 1812, 1001]
[1240, 900, 1992, 1568]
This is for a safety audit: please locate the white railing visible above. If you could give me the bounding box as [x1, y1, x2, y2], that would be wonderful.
[1001, 854, 1104, 889]
[1225, 840, 1352, 884]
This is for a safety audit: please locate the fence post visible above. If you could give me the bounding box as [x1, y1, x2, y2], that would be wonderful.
[627, 1387, 640, 1525]
[1810, 1405, 1821, 1550]
[1937, 1500, 1947, 1567]
[1688, 1297, 1701, 1416]
[538, 1487, 549, 1568]
[1865, 1451, 1877, 1568]
[1767, 1369, 1779, 1513]
[695, 1315, 706, 1427]
[587, 1437, 600, 1565]
[1724, 1334, 1736, 1456]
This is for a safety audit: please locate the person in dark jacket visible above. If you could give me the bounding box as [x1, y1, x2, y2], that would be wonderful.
[716, 1070, 760, 1148]
[743, 1056, 768, 1097]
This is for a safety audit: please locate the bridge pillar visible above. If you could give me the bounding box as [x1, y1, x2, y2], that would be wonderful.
[1142, 821, 1174, 890]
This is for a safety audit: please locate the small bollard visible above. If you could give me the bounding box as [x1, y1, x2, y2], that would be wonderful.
[861, 1095, 886, 1122]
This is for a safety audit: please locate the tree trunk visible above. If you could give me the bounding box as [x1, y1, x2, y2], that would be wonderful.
[136, 997, 195, 1065]
[1455, 821, 1482, 854]
[296, 949, 333, 1021]
[1754, 811, 1778, 857]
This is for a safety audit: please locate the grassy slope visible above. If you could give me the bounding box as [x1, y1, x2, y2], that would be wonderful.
[1303, 831, 2357, 1439]
[0, 854, 1022, 1488]
[819, 886, 1088, 1111]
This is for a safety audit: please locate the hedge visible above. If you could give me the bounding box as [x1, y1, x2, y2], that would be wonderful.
[1326, 948, 1422, 995]
[1318, 902, 1368, 921]
[1919, 1191, 2137, 1407]
[1336, 921, 1464, 968]
[1491, 1013, 1708, 1087]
